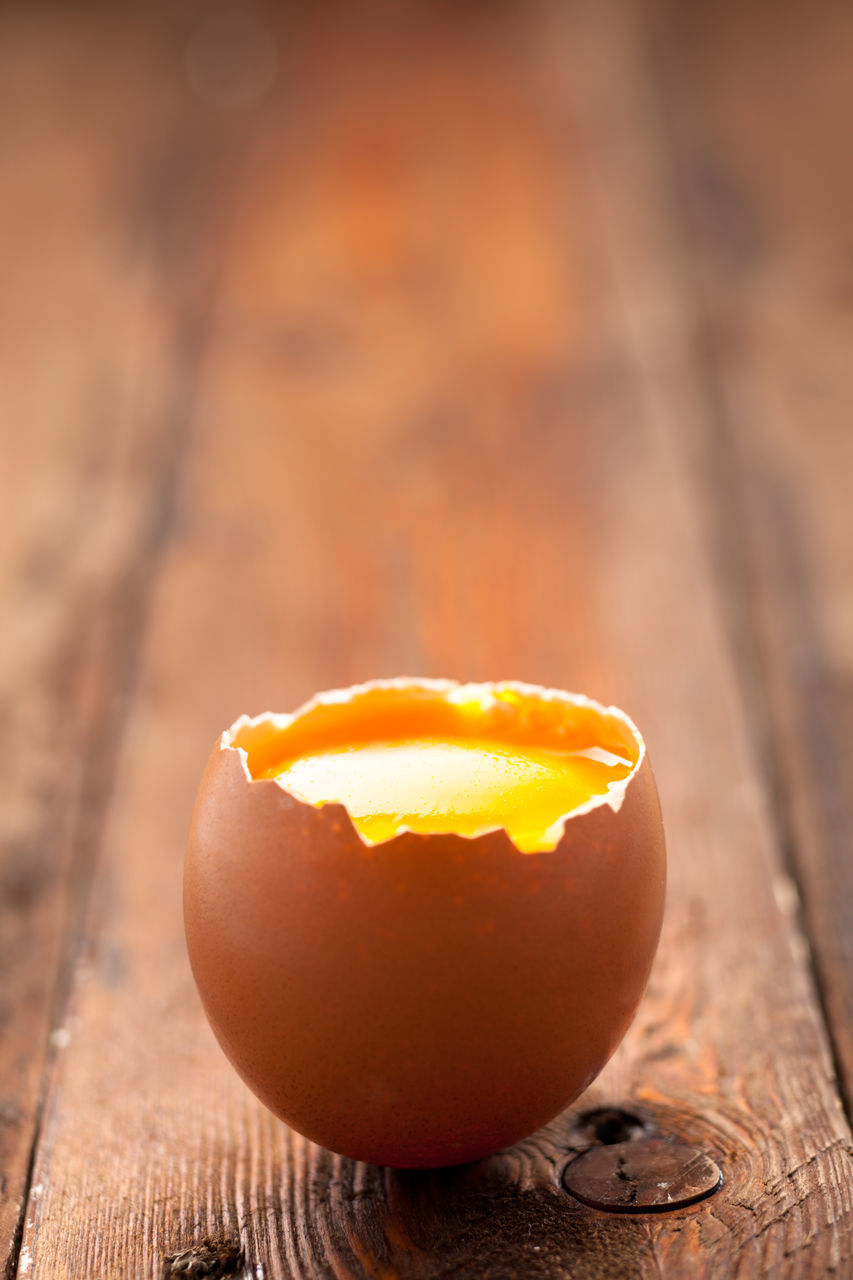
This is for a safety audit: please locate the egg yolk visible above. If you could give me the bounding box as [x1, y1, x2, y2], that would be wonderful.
[262, 737, 633, 853]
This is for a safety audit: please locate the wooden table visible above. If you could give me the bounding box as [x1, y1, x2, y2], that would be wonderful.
[2, 1, 852, 1274]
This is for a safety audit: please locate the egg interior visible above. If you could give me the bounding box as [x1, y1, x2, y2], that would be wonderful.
[233, 682, 641, 853]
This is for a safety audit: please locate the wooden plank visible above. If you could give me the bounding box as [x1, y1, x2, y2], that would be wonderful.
[6, 1, 853, 1277]
[0, 5, 233, 1273]
[647, 0, 853, 1107]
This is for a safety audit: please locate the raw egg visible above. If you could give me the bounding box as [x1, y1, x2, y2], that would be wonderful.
[184, 678, 665, 1168]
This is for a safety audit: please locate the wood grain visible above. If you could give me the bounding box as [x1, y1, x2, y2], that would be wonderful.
[648, 0, 853, 1111]
[0, 4, 233, 1272]
[2, 1, 851, 1277]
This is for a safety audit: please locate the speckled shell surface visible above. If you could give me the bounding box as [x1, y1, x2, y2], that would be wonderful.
[184, 684, 666, 1169]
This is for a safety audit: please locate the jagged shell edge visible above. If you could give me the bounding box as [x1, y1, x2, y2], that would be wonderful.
[217, 676, 647, 853]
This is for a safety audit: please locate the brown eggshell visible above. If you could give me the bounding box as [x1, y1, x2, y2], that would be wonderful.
[184, 681, 666, 1169]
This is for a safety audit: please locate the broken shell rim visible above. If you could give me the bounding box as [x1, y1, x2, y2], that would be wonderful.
[218, 677, 648, 854]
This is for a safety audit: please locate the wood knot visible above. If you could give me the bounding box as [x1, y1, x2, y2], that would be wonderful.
[562, 1138, 723, 1213]
[163, 1239, 243, 1278]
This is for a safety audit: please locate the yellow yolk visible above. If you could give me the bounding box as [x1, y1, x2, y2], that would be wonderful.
[263, 737, 634, 853]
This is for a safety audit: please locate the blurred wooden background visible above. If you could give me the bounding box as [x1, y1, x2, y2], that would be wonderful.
[1, 0, 852, 1275]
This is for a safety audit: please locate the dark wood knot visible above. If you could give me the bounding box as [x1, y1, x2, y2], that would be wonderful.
[562, 1138, 723, 1213]
[572, 1106, 650, 1146]
[163, 1239, 243, 1279]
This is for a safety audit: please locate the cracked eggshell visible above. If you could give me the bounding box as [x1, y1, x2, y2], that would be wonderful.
[184, 678, 666, 1169]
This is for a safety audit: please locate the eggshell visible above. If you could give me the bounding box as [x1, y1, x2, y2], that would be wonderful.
[184, 679, 666, 1169]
